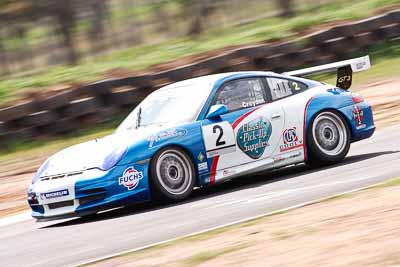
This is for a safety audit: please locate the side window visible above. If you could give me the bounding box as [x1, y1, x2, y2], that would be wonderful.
[266, 78, 307, 101]
[214, 78, 266, 112]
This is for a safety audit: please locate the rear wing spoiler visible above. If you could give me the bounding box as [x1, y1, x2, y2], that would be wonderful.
[283, 55, 371, 89]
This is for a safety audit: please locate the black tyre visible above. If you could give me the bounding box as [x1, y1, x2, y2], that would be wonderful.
[306, 111, 351, 166]
[150, 147, 195, 202]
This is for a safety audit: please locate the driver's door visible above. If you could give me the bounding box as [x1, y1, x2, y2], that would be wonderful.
[201, 77, 285, 172]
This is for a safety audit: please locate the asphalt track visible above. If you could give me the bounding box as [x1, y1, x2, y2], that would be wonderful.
[0, 125, 399, 267]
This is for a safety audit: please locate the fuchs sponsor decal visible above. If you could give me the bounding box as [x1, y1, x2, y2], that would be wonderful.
[40, 189, 69, 200]
[353, 105, 366, 129]
[148, 128, 188, 148]
[119, 167, 143, 190]
[237, 117, 272, 159]
[280, 127, 303, 152]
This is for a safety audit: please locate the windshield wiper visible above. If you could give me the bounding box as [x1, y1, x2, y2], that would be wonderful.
[135, 107, 142, 129]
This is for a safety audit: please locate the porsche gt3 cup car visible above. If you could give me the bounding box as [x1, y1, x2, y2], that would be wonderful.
[28, 56, 375, 220]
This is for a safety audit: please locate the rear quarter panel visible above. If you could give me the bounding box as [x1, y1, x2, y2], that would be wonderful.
[305, 87, 375, 146]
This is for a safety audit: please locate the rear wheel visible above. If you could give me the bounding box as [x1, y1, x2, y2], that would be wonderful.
[306, 111, 351, 166]
[150, 147, 195, 202]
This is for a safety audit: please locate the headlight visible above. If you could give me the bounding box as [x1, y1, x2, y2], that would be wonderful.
[96, 146, 127, 171]
[32, 159, 50, 184]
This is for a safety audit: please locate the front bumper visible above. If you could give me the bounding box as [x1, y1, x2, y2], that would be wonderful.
[28, 162, 151, 220]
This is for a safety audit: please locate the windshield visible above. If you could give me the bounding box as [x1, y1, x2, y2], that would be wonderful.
[116, 82, 211, 132]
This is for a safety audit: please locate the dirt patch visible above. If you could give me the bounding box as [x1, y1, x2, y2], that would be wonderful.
[0, 173, 33, 216]
[0, 79, 399, 218]
[354, 79, 400, 129]
[89, 182, 400, 267]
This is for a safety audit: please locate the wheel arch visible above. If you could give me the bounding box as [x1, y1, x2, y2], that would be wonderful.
[149, 144, 199, 186]
[304, 107, 353, 161]
[306, 108, 353, 137]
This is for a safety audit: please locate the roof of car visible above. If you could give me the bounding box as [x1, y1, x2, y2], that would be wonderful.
[158, 71, 276, 91]
[158, 71, 320, 93]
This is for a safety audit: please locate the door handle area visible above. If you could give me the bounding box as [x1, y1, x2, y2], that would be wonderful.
[271, 114, 281, 119]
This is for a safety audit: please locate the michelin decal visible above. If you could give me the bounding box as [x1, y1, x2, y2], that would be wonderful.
[40, 189, 69, 200]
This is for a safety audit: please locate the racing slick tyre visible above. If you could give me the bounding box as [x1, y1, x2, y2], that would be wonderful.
[306, 111, 351, 167]
[150, 147, 196, 202]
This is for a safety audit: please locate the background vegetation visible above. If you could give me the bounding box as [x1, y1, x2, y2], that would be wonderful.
[0, 0, 399, 105]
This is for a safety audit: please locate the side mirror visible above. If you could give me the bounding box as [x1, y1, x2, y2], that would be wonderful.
[206, 104, 229, 120]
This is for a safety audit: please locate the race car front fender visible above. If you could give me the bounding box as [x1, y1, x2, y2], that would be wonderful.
[75, 161, 151, 214]
[29, 161, 152, 219]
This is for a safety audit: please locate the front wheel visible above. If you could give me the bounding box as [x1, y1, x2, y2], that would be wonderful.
[306, 111, 351, 166]
[150, 147, 195, 202]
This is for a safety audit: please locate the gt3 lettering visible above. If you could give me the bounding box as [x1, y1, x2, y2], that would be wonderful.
[338, 75, 351, 83]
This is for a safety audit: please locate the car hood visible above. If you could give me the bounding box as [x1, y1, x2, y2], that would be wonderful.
[39, 125, 166, 177]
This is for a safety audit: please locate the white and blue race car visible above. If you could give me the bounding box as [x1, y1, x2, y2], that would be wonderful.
[28, 56, 375, 219]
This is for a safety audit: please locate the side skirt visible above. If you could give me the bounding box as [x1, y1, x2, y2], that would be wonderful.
[213, 150, 304, 184]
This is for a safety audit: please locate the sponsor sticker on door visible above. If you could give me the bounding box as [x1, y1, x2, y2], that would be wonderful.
[236, 117, 272, 159]
[202, 121, 236, 158]
[279, 127, 303, 152]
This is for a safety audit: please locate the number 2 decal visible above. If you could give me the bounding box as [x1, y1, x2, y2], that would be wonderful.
[213, 125, 226, 146]
[202, 121, 236, 158]
[292, 82, 300, 91]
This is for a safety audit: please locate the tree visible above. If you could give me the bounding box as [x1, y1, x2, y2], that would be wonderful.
[179, 0, 219, 36]
[278, 0, 294, 18]
[50, 1, 79, 65]
[1, 0, 80, 65]
[89, 0, 108, 41]
[88, 0, 109, 54]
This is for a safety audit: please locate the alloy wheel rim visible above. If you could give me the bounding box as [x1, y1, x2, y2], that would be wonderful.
[312, 112, 347, 156]
[156, 150, 192, 195]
